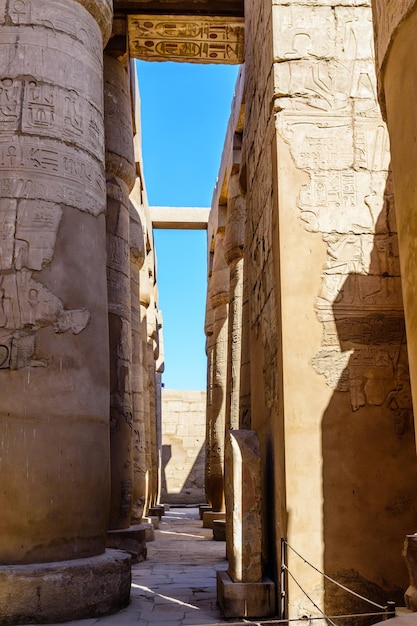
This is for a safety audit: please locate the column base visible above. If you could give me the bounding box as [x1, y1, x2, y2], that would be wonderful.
[0, 549, 131, 625]
[216, 570, 276, 618]
[213, 519, 226, 541]
[199, 504, 212, 519]
[107, 523, 154, 563]
[203, 510, 225, 528]
[148, 505, 164, 518]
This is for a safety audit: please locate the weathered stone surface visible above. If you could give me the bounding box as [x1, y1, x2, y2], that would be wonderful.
[107, 524, 152, 563]
[0, 0, 111, 566]
[205, 0, 417, 621]
[216, 570, 276, 618]
[225, 430, 262, 583]
[203, 511, 226, 529]
[161, 389, 206, 505]
[224, 172, 245, 431]
[213, 519, 226, 541]
[0, 550, 131, 625]
[105, 54, 136, 531]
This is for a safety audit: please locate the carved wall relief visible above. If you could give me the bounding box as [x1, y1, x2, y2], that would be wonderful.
[128, 15, 244, 64]
[274, 3, 409, 418]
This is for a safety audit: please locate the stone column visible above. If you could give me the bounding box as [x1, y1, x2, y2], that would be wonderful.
[204, 305, 215, 507]
[224, 172, 245, 431]
[147, 301, 159, 507]
[217, 430, 274, 618]
[207, 231, 229, 513]
[129, 199, 147, 524]
[104, 54, 136, 531]
[139, 251, 153, 516]
[0, 1, 130, 622]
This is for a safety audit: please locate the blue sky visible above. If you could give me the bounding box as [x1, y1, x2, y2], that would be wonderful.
[136, 61, 239, 390]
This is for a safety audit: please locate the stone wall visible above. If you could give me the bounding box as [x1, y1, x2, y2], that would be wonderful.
[161, 389, 206, 505]
[203, 0, 417, 620]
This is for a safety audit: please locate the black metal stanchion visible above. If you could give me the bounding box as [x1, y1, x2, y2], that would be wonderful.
[383, 601, 396, 620]
[281, 538, 287, 621]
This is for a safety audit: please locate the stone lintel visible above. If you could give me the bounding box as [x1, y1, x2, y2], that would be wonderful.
[216, 570, 276, 618]
[115, 1, 244, 18]
[0, 550, 131, 625]
[150, 206, 210, 229]
[128, 15, 244, 64]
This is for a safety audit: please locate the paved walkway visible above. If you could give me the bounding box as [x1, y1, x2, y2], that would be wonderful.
[30, 507, 416, 626]
[45, 507, 242, 626]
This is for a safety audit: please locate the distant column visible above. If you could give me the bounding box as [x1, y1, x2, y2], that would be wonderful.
[224, 172, 246, 430]
[205, 304, 215, 506]
[129, 198, 147, 523]
[104, 54, 136, 531]
[208, 231, 229, 512]
[147, 302, 159, 507]
[140, 275, 152, 514]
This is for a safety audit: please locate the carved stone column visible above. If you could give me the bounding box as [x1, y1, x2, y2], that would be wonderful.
[224, 172, 245, 431]
[0, 1, 130, 622]
[139, 247, 154, 516]
[147, 301, 159, 508]
[204, 304, 215, 507]
[140, 292, 152, 514]
[207, 231, 229, 513]
[104, 53, 136, 531]
[129, 198, 147, 524]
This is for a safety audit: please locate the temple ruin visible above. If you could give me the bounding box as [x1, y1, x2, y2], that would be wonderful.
[1, 0, 417, 623]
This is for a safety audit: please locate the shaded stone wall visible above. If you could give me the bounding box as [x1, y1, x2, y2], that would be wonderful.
[161, 389, 206, 505]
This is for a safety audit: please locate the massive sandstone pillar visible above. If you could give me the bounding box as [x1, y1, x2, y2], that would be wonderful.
[104, 53, 136, 531]
[0, 1, 130, 622]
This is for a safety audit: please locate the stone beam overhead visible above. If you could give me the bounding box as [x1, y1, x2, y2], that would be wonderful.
[128, 14, 244, 63]
[150, 206, 210, 229]
[114, 1, 244, 17]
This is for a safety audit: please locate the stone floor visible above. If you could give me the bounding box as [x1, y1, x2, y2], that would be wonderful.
[27, 507, 416, 626]
[42, 507, 245, 626]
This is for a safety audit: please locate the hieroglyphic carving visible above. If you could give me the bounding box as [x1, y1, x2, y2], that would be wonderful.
[273, 5, 336, 61]
[20, 80, 104, 159]
[274, 1, 409, 415]
[0, 78, 22, 131]
[128, 15, 244, 64]
[0, 194, 90, 369]
[0, 138, 105, 216]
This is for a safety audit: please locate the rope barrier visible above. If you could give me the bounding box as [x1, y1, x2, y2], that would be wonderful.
[241, 611, 393, 624]
[284, 540, 386, 610]
[284, 565, 338, 626]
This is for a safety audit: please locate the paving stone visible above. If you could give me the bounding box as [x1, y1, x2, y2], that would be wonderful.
[29, 508, 248, 626]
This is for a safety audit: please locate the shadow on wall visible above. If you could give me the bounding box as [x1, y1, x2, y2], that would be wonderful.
[319, 175, 417, 622]
[161, 442, 206, 505]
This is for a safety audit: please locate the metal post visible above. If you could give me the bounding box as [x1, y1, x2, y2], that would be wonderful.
[383, 601, 396, 620]
[281, 538, 287, 620]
